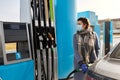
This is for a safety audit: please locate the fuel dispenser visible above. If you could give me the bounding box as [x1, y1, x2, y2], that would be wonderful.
[0, 22, 34, 80]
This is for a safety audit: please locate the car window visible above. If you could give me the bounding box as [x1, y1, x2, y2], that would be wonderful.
[110, 42, 120, 59]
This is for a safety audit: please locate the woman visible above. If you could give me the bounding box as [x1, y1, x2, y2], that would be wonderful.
[73, 17, 100, 80]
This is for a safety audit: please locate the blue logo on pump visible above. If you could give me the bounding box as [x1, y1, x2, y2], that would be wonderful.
[15, 52, 21, 60]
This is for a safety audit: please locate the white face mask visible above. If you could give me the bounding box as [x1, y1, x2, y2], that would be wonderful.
[77, 25, 83, 31]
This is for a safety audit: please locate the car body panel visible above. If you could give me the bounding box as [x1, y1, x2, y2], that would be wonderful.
[88, 42, 120, 80]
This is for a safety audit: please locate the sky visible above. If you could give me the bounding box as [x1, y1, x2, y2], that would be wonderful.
[0, 0, 19, 22]
[77, 0, 120, 20]
[0, 0, 120, 21]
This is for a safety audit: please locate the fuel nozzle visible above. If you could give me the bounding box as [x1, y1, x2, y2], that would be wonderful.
[48, 32, 54, 41]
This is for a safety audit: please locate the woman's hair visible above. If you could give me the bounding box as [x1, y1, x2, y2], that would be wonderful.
[77, 17, 90, 29]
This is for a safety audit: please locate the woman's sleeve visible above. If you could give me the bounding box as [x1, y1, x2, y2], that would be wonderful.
[73, 34, 83, 63]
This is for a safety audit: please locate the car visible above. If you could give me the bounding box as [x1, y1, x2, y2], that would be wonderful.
[87, 42, 120, 80]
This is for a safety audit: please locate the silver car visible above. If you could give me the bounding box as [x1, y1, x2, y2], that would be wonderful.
[87, 42, 120, 80]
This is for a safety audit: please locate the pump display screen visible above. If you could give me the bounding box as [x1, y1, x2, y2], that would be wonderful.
[3, 23, 27, 43]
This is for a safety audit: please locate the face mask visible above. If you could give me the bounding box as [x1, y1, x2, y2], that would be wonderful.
[77, 25, 82, 31]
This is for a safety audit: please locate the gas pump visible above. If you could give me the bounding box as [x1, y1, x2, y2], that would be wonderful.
[31, 0, 58, 80]
[0, 22, 34, 80]
[0, 0, 58, 80]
